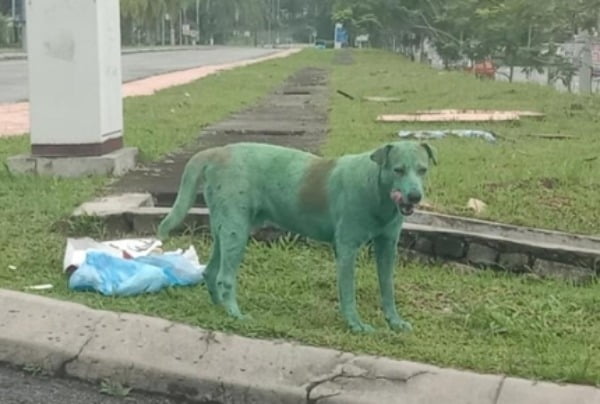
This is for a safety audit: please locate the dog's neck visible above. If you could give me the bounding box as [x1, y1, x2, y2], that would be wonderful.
[372, 163, 401, 222]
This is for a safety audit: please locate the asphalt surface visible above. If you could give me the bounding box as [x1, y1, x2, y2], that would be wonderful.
[0, 46, 279, 103]
[0, 364, 193, 404]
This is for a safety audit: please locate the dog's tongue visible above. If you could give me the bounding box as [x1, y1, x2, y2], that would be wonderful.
[390, 190, 403, 205]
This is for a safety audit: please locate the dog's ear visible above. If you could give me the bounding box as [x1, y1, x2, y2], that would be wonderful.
[370, 144, 393, 166]
[421, 142, 437, 165]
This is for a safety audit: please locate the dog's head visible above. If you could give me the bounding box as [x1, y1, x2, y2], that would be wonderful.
[370, 141, 437, 216]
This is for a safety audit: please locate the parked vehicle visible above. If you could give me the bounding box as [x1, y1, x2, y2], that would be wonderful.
[465, 59, 496, 79]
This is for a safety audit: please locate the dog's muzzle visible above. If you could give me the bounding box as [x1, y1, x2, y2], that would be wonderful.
[390, 190, 415, 216]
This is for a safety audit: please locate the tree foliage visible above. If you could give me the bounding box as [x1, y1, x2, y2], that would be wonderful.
[117, 0, 335, 46]
[118, 0, 600, 80]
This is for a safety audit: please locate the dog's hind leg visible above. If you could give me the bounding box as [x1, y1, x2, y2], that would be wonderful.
[214, 214, 251, 319]
[373, 233, 412, 332]
[203, 235, 222, 305]
[334, 238, 375, 333]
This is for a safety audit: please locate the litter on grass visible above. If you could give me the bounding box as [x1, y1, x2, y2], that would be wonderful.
[24, 284, 53, 291]
[363, 96, 406, 103]
[467, 198, 488, 214]
[398, 129, 497, 143]
[64, 237, 206, 297]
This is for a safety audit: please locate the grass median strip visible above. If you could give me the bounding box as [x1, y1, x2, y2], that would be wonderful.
[326, 49, 600, 235]
[0, 49, 598, 386]
[0, 50, 325, 298]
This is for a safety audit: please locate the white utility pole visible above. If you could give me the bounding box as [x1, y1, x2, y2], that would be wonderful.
[8, 0, 137, 178]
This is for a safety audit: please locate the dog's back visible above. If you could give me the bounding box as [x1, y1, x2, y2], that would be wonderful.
[207, 143, 337, 241]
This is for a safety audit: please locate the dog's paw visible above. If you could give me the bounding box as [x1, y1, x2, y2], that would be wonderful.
[388, 319, 413, 333]
[349, 321, 375, 334]
[205, 282, 222, 305]
[225, 307, 245, 319]
[233, 312, 253, 322]
[208, 291, 222, 305]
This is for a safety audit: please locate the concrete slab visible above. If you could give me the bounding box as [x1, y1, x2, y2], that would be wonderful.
[1, 289, 598, 404]
[72, 193, 153, 217]
[6, 147, 138, 178]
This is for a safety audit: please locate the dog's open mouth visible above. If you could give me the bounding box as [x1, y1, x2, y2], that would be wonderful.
[390, 190, 415, 216]
[399, 204, 415, 216]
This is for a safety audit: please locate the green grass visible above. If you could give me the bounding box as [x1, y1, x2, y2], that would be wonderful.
[0, 48, 599, 386]
[326, 49, 600, 235]
[0, 50, 324, 287]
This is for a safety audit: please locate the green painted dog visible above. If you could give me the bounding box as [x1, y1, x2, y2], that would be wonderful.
[158, 141, 436, 333]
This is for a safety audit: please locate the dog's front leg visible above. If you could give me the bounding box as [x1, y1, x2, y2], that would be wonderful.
[374, 234, 413, 332]
[335, 239, 374, 333]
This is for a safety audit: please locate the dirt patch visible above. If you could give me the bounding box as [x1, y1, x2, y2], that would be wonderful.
[540, 195, 572, 209]
[109, 67, 330, 207]
[333, 49, 354, 65]
[539, 177, 559, 189]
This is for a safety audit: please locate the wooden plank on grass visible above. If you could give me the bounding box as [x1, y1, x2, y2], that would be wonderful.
[377, 112, 520, 122]
[414, 109, 545, 118]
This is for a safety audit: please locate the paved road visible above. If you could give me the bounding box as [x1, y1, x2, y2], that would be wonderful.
[0, 46, 279, 103]
[0, 364, 193, 404]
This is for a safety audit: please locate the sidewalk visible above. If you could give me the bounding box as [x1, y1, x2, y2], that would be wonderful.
[0, 289, 597, 404]
[0, 47, 301, 138]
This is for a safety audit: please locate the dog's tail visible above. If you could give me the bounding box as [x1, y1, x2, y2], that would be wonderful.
[157, 154, 206, 240]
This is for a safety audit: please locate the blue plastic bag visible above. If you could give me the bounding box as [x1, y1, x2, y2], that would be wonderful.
[68, 249, 205, 296]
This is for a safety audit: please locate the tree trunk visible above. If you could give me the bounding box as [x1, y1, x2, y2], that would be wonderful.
[156, 17, 161, 46]
[418, 37, 425, 63]
[170, 20, 175, 46]
[526, 24, 533, 79]
[179, 9, 183, 45]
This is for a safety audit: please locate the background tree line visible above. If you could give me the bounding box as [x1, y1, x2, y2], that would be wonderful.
[117, 0, 334, 47]
[1, 0, 599, 87]
[116, 0, 600, 75]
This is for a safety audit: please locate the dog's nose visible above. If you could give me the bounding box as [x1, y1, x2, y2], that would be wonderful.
[407, 191, 422, 204]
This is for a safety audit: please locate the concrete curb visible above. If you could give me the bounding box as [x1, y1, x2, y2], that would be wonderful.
[1, 289, 598, 404]
[71, 193, 600, 284]
[0, 44, 305, 61]
[0, 46, 215, 61]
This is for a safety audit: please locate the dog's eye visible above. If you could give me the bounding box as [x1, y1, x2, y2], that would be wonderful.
[394, 167, 405, 175]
